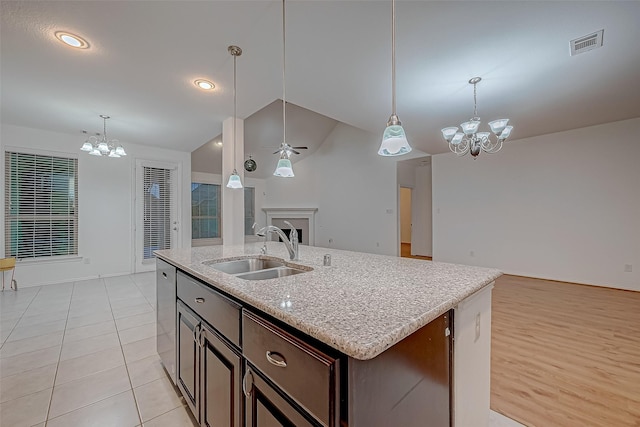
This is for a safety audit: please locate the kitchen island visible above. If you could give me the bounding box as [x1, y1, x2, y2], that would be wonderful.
[156, 242, 501, 427]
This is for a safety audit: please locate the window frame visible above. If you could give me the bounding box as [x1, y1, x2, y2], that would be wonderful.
[4, 148, 79, 261]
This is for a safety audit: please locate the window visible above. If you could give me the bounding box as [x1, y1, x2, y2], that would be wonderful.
[4, 151, 78, 259]
[191, 183, 221, 239]
[143, 166, 173, 259]
[244, 187, 255, 235]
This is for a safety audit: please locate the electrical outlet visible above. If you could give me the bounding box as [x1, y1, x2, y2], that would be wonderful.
[624, 264, 633, 273]
[386, 209, 393, 214]
[328, 238, 333, 244]
[376, 242, 380, 247]
[475, 313, 481, 342]
[469, 250, 475, 257]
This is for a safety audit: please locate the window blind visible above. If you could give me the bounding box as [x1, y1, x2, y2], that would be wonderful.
[143, 166, 172, 259]
[191, 183, 221, 239]
[4, 151, 78, 259]
[244, 187, 255, 235]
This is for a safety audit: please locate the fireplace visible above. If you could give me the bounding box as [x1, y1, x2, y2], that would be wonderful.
[262, 208, 317, 246]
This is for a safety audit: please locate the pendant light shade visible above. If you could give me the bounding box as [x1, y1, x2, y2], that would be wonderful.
[378, 115, 411, 156]
[226, 45, 243, 189]
[226, 170, 243, 188]
[378, 0, 411, 157]
[273, 156, 294, 177]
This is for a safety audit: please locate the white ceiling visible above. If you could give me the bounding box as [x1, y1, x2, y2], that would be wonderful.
[2, 1, 639, 157]
[192, 100, 338, 179]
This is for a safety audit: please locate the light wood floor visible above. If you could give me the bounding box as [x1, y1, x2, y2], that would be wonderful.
[491, 275, 640, 426]
[400, 243, 432, 260]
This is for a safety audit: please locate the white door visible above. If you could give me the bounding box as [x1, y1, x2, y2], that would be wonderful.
[135, 160, 179, 272]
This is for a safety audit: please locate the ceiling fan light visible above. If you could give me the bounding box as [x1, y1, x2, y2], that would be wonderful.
[441, 127, 458, 142]
[378, 124, 412, 156]
[488, 119, 509, 135]
[226, 171, 243, 189]
[274, 158, 294, 177]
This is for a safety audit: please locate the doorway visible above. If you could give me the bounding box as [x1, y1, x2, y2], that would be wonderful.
[135, 160, 180, 272]
[400, 187, 413, 257]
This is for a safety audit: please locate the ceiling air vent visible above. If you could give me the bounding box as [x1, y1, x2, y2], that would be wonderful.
[570, 29, 604, 56]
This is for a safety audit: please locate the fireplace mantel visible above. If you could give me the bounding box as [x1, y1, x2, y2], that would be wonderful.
[262, 207, 318, 246]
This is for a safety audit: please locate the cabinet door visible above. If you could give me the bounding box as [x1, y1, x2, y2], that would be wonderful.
[244, 366, 319, 427]
[156, 258, 176, 384]
[201, 325, 242, 427]
[177, 301, 200, 419]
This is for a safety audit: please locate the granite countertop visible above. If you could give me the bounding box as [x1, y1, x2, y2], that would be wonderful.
[155, 243, 501, 360]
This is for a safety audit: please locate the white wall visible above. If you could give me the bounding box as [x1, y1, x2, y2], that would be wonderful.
[399, 188, 412, 243]
[1, 124, 191, 287]
[265, 123, 398, 256]
[432, 118, 640, 291]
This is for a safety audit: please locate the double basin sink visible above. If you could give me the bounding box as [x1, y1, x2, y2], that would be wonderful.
[204, 256, 311, 281]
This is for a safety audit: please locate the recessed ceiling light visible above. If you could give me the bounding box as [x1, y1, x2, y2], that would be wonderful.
[55, 31, 89, 49]
[195, 79, 215, 91]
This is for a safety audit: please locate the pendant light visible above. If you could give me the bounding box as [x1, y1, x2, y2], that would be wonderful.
[273, 0, 295, 178]
[226, 45, 243, 189]
[378, 0, 412, 157]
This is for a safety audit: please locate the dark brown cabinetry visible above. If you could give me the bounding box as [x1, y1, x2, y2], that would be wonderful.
[161, 260, 454, 427]
[243, 366, 319, 427]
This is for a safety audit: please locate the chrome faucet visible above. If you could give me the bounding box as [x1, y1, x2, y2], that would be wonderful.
[255, 221, 299, 260]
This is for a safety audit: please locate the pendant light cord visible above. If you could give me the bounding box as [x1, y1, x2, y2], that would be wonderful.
[233, 51, 237, 170]
[391, 0, 396, 116]
[282, 0, 287, 145]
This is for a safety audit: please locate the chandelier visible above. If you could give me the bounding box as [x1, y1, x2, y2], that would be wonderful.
[80, 115, 126, 157]
[441, 77, 513, 158]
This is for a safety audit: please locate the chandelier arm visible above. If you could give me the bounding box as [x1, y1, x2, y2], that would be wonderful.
[449, 137, 470, 156]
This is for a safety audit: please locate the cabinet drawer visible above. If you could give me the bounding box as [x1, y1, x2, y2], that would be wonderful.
[242, 310, 340, 427]
[177, 272, 241, 347]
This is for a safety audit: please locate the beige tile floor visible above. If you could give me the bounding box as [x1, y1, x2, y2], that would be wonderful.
[1, 271, 522, 427]
[0, 272, 197, 427]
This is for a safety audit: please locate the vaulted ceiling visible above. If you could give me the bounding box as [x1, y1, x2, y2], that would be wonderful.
[2, 1, 639, 158]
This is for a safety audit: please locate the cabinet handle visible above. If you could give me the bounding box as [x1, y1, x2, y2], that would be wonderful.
[195, 297, 205, 304]
[266, 351, 287, 368]
[192, 323, 198, 343]
[242, 369, 254, 398]
[162, 272, 167, 278]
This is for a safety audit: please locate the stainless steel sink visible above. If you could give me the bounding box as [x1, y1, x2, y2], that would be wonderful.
[204, 256, 311, 281]
[205, 258, 285, 274]
[236, 267, 306, 281]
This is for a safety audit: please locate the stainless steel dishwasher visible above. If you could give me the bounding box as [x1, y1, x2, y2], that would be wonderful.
[156, 257, 177, 384]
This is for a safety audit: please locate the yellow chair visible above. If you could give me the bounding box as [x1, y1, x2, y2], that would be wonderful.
[0, 257, 17, 291]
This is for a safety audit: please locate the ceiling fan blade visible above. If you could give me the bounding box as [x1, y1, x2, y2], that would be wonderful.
[291, 146, 308, 150]
[273, 150, 280, 155]
[290, 149, 300, 155]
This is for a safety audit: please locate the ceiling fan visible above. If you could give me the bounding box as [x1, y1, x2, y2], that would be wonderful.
[273, 142, 308, 157]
